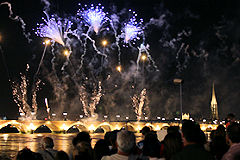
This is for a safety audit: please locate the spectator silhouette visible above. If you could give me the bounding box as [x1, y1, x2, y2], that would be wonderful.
[0, 154, 11, 160]
[16, 148, 43, 160]
[167, 126, 180, 135]
[39, 137, 58, 160]
[104, 130, 119, 155]
[72, 131, 91, 147]
[94, 139, 110, 160]
[72, 131, 94, 160]
[55, 151, 69, 160]
[137, 126, 151, 150]
[162, 132, 182, 160]
[101, 130, 138, 160]
[210, 125, 229, 160]
[222, 122, 240, 160]
[171, 120, 214, 160]
[142, 131, 161, 160]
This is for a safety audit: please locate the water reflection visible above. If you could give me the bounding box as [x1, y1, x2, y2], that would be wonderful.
[0, 133, 78, 158]
[0, 133, 142, 159]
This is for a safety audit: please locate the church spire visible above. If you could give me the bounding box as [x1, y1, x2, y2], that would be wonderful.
[211, 83, 219, 120]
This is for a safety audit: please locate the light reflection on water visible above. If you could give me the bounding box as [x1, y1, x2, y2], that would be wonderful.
[0, 133, 142, 159]
[0, 133, 102, 159]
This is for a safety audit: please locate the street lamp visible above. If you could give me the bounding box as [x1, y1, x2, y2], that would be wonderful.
[103, 115, 108, 121]
[174, 78, 183, 124]
[20, 113, 25, 117]
[116, 115, 120, 121]
[63, 112, 67, 121]
[52, 113, 56, 120]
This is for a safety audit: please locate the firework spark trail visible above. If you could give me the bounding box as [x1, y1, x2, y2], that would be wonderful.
[35, 44, 48, 77]
[74, 4, 108, 73]
[12, 77, 27, 116]
[122, 12, 143, 44]
[12, 65, 40, 120]
[79, 4, 107, 34]
[123, 23, 141, 43]
[46, 72, 68, 116]
[176, 43, 191, 73]
[89, 81, 102, 117]
[83, 33, 107, 57]
[184, 44, 191, 67]
[137, 44, 159, 71]
[45, 98, 51, 119]
[36, 13, 73, 78]
[49, 42, 62, 81]
[76, 28, 91, 73]
[79, 82, 102, 117]
[41, 0, 50, 13]
[36, 12, 68, 46]
[0, 2, 31, 43]
[21, 65, 30, 117]
[70, 29, 83, 44]
[176, 43, 184, 72]
[45, 98, 49, 109]
[32, 79, 41, 115]
[75, 31, 107, 74]
[132, 88, 147, 121]
[79, 85, 90, 117]
[109, 18, 122, 65]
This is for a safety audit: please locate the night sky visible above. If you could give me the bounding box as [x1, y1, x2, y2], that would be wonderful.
[0, 0, 240, 120]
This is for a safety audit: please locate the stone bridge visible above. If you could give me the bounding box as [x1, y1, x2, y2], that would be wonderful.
[0, 120, 218, 134]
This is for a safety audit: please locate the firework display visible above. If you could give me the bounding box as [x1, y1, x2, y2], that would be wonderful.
[1, 0, 238, 121]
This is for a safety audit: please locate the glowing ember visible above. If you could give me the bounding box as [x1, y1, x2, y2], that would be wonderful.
[116, 65, 122, 72]
[102, 40, 108, 46]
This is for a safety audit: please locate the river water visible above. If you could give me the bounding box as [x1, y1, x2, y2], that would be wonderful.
[0, 133, 142, 159]
[0, 133, 105, 159]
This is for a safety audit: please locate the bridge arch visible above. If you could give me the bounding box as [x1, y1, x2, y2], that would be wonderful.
[33, 123, 59, 133]
[67, 126, 80, 133]
[0, 121, 27, 133]
[68, 122, 88, 132]
[0, 124, 19, 133]
[34, 125, 52, 133]
[95, 122, 113, 133]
